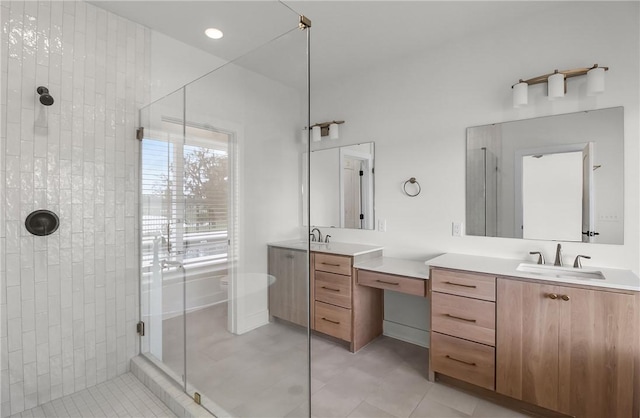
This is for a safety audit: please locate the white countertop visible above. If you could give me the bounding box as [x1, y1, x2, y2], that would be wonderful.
[426, 253, 640, 292]
[354, 257, 430, 280]
[268, 240, 383, 257]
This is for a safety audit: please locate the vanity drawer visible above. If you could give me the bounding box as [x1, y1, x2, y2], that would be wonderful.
[432, 292, 495, 346]
[314, 301, 351, 341]
[357, 270, 426, 297]
[431, 332, 495, 390]
[315, 271, 352, 308]
[314, 253, 352, 276]
[431, 268, 496, 301]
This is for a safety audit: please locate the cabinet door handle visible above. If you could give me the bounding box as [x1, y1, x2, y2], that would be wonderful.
[376, 279, 399, 286]
[321, 317, 340, 325]
[561, 294, 570, 301]
[546, 293, 558, 300]
[321, 286, 340, 292]
[285, 254, 295, 259]
[445, 313, 476, 323]
[444, 281, 477, 289]
[445, 355, 476, 366]
[321, 262, 341, 267]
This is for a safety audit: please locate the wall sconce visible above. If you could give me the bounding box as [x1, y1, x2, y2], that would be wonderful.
[511, 64, 608, 107]
[309, 120, 345, 141]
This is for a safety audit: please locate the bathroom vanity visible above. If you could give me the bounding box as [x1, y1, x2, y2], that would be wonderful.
[268, 243, 640, 417]
[267, 241, 430, 352]
[426, 253, 640, 418]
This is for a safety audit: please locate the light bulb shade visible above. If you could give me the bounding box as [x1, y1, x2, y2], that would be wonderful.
[512, 82, 528, 107]
[548, 72, 565, 99]
[587, 67, 605, 95]
[329, 123, 339, 139]
[312, 126, 321, 142]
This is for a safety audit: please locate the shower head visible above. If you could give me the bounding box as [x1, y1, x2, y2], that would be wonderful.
[37, 86, 54, 106]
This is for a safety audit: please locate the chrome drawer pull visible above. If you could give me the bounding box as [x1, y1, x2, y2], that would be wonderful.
[445, 355, 476, 366]
[321, 286, 340, 292]
[321, 262, 341, 267]
[376, 279, 399, 286]
[444, 281, 477, 289]
[445, 313, 477, 323]
[321, 317, 340, 325]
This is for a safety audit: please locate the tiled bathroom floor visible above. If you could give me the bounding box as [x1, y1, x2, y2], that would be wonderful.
[10, 303, 535, 418]
[160, 304, 533, 418]
[7, 373, 176, 418]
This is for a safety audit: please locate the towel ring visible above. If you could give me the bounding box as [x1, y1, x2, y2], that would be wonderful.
[403, 177, 421, 197]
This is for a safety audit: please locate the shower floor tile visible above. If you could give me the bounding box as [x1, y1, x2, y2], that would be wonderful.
[8, 373, 176, 418]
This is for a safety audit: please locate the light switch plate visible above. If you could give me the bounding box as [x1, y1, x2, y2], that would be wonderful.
[452, 222, 463, 237]
[378, 219, 386, 232]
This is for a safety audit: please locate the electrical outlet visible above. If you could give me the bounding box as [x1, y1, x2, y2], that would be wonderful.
[378, 219, 386, 232]
[452, 222, 463, 237]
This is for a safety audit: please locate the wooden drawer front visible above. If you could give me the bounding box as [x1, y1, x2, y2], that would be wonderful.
[431, 268, 496, 301]
[432, 292, 495, 346]
[357, 270, 426, 297]
[315, 271, 352, 308]
[314, 301, 351, 341]
[314, 253, 352, 276]
[431, 332, 495, 390]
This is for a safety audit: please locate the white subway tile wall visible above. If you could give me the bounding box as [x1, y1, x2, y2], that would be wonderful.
[0, 1, 150, 416]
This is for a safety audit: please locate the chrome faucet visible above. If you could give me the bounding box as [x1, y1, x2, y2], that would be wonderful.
[311, 228, 322, 243]
[554, 243, 562, 266]
[573, 255, 591, 268]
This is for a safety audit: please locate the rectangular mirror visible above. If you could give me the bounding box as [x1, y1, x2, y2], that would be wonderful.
[466, 107, 623, 244]
[303, 142, 375, 230]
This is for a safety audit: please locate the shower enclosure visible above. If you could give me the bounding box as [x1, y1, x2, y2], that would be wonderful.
[138, 5, 311, 416]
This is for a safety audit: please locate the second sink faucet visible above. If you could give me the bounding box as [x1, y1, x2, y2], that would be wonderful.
[554, 243, 562, 266]
[311, 228, 322, 243]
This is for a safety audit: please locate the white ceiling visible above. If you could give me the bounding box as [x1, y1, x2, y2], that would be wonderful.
[90, 1, 560, 88]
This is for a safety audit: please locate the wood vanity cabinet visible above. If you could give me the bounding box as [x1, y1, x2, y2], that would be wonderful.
[267, 246, 308, 327]
[429, 268, 497, 391]
[496, 278, 639, 418]
[312, 252, 383, 352]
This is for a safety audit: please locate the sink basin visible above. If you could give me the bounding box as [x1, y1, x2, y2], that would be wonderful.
[516, 263, 606, 280]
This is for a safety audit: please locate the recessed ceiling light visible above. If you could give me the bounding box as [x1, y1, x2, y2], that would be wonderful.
[205, 28, 224, 40]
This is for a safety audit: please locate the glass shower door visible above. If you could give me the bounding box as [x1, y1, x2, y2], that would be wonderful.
[139, 3, 310, 417]
[139, 88, 187, 385]
[181, 22, 310, 417]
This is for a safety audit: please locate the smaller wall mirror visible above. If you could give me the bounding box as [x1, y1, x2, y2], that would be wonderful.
[466, 107, 624, 244]
[303, 142, 375, 230]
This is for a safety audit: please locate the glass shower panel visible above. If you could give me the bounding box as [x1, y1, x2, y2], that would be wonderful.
[139, 88, 187, 385]
[182, 23, 309, 418]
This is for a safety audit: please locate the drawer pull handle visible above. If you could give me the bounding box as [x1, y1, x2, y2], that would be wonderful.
[547, 293, 558, 300]
[444, 281, 477, 289]
[445, 355, 476, 367]
[561, 294, 570, 301]
[321, 286, 340, 292]
[321, 262, 341, 267]
[445, 313, 476, 323]
[321, 317, 340, 325]
[376, 279, 399, 286]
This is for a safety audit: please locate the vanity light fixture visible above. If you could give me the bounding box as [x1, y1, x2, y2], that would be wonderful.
[511, 64, 608, 107]
[309, 120, 345, 141]
[205, 28, 224, 39]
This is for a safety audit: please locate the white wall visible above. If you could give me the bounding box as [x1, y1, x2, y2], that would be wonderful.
[309, 2, 639, 339]
[0, 1, 148, 415]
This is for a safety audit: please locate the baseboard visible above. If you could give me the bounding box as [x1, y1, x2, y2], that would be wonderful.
[383, 320, 430, 348]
